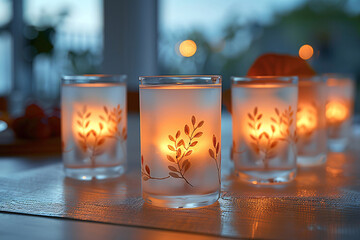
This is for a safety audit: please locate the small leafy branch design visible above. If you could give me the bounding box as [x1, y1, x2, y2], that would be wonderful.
[141, 155, 170, 181]
[209, 134, 221, 184]
[166, 116, 204, 187]
[74, 104, 126, 167]
[76, 106, 106, 167]
[248, 107, 278, 168]
[248, 106, 297, 169]
[273, 106, 298, 144]
[296, 102, 318, 140]
[99, 105, 127, 141]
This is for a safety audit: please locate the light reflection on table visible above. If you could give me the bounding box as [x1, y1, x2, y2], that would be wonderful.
[0, 113, 359, 239]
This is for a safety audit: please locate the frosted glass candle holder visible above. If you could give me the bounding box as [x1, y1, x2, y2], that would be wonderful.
[232, 76, 298, 184]
[61, 75, 127, 180]
[296, 77, 327, 166]
[139, 75, 222, 208]
[325, 74, 355, 152]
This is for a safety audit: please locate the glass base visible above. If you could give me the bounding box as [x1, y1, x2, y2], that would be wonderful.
[143, 190, 220, 208]
[64, 165, 125, 180]
[328, 138, 348, 152]
[236, 168, 296, 185]
[297, 153, 327, 167]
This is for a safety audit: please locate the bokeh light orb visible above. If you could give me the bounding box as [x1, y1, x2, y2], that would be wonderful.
[179, 40, 197, 57]
[299, 44, 314, 60]
[326, 101, 348, 123]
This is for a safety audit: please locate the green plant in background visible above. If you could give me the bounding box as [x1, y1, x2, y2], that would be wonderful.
[23, 9, 102, 106]
[26, 25, 55, 58]
[24, 10, 68, 61]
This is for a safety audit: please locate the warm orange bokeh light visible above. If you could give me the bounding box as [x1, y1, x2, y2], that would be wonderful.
[179, 40, 197, 57]
[297, 105, 318, 136]
[326, 101, 348, 124]
[299, 44, 314, 60]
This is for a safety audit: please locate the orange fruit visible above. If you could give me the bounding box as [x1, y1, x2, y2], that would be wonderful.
[247, 53, 316, 76]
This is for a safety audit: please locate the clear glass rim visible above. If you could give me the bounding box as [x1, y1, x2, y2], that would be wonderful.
[231, 76, 298, 85]
[62, 74, 127, 84]
[325, 73, 354, 87]
[139, 75, 222, 86]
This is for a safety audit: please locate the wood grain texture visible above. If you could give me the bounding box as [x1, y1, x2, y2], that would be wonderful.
[1, 114, 360, 239]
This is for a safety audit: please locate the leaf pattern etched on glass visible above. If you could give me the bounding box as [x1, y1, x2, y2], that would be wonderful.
[64, 104, 127, 168]
[247, 106, 297, 169]
[209, 134, 221, 184]
[141, 115, 221, 188]
[141, 155, 170, 181]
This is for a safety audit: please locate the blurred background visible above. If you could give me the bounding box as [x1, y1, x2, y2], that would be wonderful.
[0, 0, 359, 117]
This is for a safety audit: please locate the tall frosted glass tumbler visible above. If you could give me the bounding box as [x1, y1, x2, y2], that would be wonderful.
[232, 76, 298, 184]
[296, 77, 327, 166]
[325, 74, 355, 152]
[61, 75, 127, 180]
[139, 76, 222, 208]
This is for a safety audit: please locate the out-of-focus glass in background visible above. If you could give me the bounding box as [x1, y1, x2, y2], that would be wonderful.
[158, 0, 360, 113]
[0, 0, 359, 114]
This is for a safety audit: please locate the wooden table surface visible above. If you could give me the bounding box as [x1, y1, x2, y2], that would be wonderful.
[1, 113, 360, 240]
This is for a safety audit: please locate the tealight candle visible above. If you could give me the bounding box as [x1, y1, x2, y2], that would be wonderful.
[139, 75, 221, 208]
[296, 77, 327, 166]
[232, 76, 298, 184]
[325, 74, 354, 152]
[61, 75, 127, 180]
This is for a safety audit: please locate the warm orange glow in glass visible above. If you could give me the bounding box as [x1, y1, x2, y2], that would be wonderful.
[296, 104, 318, 136]
[242, 106, 296, 163]
[326, 101, 348, 124]
[157, 136, 208, 161]
[237, 83, 294, 89]
[179, 40, 197, 57]
[140, 84, 221, 193]
[72, 105, 117, 147]
[299, 44, 314, 60]
[247, 117, 283, 141]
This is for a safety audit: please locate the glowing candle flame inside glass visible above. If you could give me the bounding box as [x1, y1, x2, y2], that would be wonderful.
[296, 78, 327, 167]
[232, 76, 298, 184]
[139, 75, 221, 208]
[326, 101, 349, 124]
[325, 74, 354, 152]
[61, 75, 127, 180]
[72, 104, 125, 160]
[297, 104, 318, 136]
